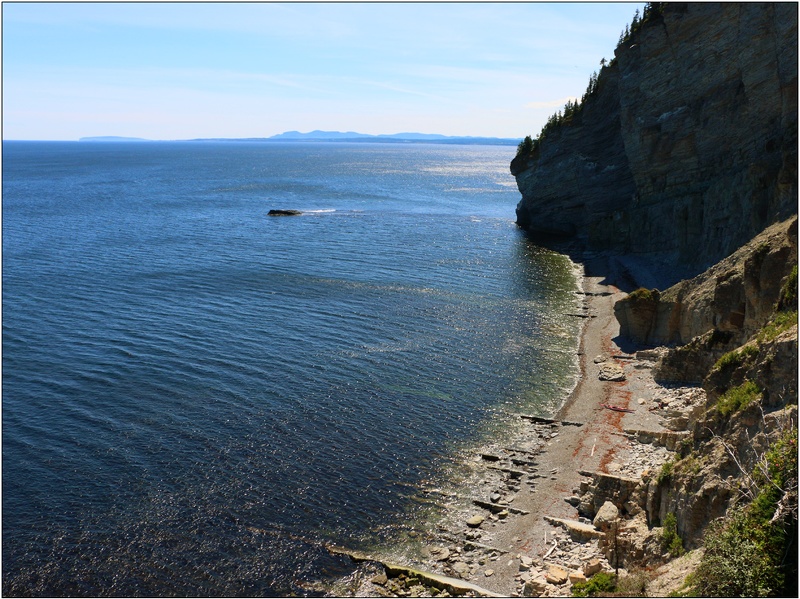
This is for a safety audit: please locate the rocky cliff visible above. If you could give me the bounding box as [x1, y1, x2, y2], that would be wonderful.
[511, 4, 798, 594]
[615, 215, 797, 349]
[512, 2, 797, 279]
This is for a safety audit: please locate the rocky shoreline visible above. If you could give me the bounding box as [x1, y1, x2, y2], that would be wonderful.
[327, 253, 704, 597]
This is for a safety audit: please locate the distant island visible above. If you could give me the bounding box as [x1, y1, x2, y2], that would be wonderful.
[77, 132, 520, 146]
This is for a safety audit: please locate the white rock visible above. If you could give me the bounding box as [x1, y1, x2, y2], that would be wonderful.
[598, 362, 626, 381]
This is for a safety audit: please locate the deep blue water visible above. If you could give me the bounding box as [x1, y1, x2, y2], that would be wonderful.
[2, 141, 581, 596]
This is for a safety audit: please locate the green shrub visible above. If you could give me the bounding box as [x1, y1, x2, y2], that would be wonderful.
[657, 459, 674, 485]
[777, 265, 797, 310]
[713, 344, 759, 371]
[662, 513, 684, 557]
[716, 381, 760, 416]
[692, 427, 798, 597]
[571, 571, 616, 597]
[675, 453, 702, 476]
[693, 508, 782, 596]
[627, 287, 658, 303]
[757, 310, 798, 344]
[763, 426, 798, 490]
[679, 436, 694, 457]
[516, 135, 534, 157]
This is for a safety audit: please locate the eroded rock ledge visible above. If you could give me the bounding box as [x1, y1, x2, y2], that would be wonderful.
[615, 216, 797, 349]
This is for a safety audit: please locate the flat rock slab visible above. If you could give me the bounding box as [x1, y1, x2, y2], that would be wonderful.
[383, 563, 506, 597]
[429, 546, 450, 561]
[544, 516, 604, 542]
[328, 545, 505, 597]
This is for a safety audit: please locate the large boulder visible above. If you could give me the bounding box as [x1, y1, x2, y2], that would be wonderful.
[593, 501, 620, 531]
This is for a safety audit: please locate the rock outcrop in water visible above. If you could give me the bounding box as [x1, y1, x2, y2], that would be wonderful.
[512, 2, 797, 278]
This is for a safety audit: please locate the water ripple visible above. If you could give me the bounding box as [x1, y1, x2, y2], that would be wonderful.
[2, 141, 581, 596]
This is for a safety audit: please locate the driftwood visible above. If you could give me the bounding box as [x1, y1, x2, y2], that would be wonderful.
[543, 540, 559, 558]
[486, 465, 527, 478]
[462, 539, 509, 554]
[519, 414, 583, 427]
[510, 457, 538, 467]
[473, 499, 530, 515]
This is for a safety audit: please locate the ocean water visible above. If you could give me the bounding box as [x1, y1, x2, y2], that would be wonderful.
[2, 141, 582, 596]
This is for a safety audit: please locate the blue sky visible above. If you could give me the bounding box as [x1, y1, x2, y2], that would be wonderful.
[2, 2, 644, 140]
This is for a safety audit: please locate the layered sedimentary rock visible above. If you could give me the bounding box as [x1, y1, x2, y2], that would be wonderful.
[512, 5, 798, 589]
[513, 2, 798, 277]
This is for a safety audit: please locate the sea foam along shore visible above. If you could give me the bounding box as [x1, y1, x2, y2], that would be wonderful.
[329, 251, 690, 597]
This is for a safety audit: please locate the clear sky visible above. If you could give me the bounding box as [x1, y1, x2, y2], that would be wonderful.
[2, 2, 644, 141]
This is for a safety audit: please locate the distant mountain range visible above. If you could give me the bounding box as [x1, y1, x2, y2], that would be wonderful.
[267, 130, 522, 146]
[79, 136, 149, 142]
[78, 132, 521, 146]
[265, 130, 521, 145]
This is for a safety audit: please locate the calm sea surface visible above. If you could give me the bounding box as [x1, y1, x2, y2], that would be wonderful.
[2, 141, 581, 596]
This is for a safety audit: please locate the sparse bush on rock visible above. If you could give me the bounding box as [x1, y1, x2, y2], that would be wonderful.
[690, 424, 797, 596]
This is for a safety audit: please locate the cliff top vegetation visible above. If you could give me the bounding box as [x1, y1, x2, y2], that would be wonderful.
[515, 2, 667, 160]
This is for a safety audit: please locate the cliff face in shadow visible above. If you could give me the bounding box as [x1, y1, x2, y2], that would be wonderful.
[512, 2, 797, 280]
